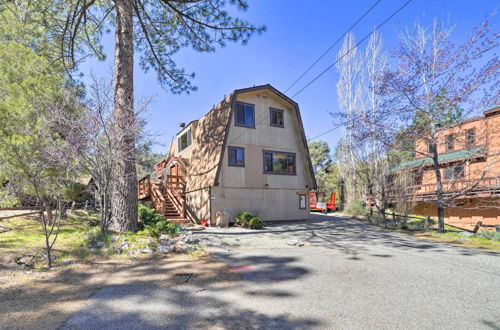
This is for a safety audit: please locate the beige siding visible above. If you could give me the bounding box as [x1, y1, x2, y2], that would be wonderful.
[217, 90, 313, 190]
[185, 188, 210, 222]
[212, 90, 313, 222]
[210, 186, 310, 222]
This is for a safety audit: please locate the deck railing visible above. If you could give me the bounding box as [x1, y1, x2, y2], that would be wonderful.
[386, 176, 500, 201]
[138, 174, 152, 199]
[164, 175, 185, 217]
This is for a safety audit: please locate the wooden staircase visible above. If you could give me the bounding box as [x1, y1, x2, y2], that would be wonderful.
[138, 174, 190, 224]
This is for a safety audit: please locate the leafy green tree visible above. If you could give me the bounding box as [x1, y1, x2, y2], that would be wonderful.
[13, 0, 265, 232]
[0, 12, 78, 267]
[308, 141, 338, 193]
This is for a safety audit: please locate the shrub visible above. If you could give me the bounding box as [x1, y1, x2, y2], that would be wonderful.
[83, 215, 100, 227]
[345, 199, 366, 217]
[479, 230, 500, 241]
[0, 188, 19, 208]
[139, 204, 180, 238]
[139, 204, 164, 226]
[235, 212, 264, 229]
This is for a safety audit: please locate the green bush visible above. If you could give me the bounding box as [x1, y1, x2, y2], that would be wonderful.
[139, 204, 180, 238]
[479, 230, 500, 241]
[345, 199, 366, 217]
[235, 211, 264, 229]
[0, 188, 19, 208]
[139, 204, 165, 226]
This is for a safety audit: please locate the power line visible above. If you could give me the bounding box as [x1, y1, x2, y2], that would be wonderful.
[285, 0, 383, 94]
[307, 124, 342, 142]
[291, 0, 413, 99]
[306, 42, 497, 143]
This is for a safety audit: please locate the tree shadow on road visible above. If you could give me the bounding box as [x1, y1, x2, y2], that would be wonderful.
[0, 252, 316, 329]
[60, 283, 319, 330]
[199, 213, 499, 261]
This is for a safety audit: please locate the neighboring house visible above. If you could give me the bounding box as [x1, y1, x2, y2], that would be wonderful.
[138, 84, 317, 224]
[388, 107, 500, 230]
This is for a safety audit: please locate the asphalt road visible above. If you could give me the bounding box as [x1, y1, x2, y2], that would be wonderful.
[62, 214, 500, 329]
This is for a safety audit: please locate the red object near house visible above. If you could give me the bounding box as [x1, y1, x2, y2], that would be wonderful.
[327, 192, 336, 211]
[310, 192, 336, 212]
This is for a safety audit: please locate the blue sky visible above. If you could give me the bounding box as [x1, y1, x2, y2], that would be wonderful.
[78, 0, 498, 154]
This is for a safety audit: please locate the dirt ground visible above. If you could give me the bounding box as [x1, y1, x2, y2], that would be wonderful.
[0, 254, 238, 329]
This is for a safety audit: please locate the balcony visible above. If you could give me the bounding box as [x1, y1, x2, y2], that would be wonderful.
[386, 177, 500, 202]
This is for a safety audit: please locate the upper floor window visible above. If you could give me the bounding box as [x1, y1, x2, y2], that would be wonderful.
[444, 165, 464, 180]
[270, 108, 284, 127]
[445, 134, 454, 151]
[263, 150, 296, 175]
[428, 142, 436, 154]
[228, 146, 245, 166]
[465, 128, 476, 146]
[178, 128, 192, 152]
[235, 102, 255, 128]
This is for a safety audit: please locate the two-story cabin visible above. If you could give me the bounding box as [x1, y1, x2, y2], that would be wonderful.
[389, 107, 500, 230]
[138, 85, 316, 225]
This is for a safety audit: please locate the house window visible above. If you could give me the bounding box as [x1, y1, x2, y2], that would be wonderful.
[466, 129, 476, 146]
[270, 108, 284, 127]
[428, 142, 436, 154]
[444, 165, 464, 180]
[178, 128, 192, 152]
[263, 150, 296, 175]
[299, 194, 307, 209]
[445, 134, 454, 151]
[228, 146, 245, 166]
[235, 102, 255, 128]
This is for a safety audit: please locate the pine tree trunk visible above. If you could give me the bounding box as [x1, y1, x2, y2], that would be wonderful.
[109, 0, 138, 233]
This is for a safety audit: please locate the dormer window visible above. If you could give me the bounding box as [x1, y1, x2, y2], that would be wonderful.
[178, 128, 192, 152]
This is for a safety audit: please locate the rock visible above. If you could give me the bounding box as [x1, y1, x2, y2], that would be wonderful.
[158, 245, 172, 254]
[286, 238, 304, 247]
[159, 235, 175, 246]
[184, 232, 199, 244]
[0, 226, 11, 233]
[141, 245, 153, 254]
[111, 235, 119, 242]
[60, 259, 75, 266]
[16, 255, 35, 269]
[458, 231, 473, 237]
[89, 239, 105, 250]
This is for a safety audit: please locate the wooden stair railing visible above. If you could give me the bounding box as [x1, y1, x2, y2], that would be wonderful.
[164, 175, 186, 218]
[138, 174, 152, 200]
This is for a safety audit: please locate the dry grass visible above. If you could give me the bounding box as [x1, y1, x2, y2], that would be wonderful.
[0, 254, 239, 329]
[0, 215, 238, 329]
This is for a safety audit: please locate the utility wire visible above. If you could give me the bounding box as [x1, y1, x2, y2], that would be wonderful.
[291, 0, 413, 99]
[285, 0, 383, 93]
[307, 124, 342, 142]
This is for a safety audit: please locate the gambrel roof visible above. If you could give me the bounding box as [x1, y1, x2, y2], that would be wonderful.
[178, 84, 317, 192]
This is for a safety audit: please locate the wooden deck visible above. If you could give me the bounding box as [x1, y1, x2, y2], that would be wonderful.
[383, 177, 500, 203]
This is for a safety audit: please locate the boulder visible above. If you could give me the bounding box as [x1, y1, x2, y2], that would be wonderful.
[158, 245, 172, 254]
[15, 255, 35, 269]
[141, 245, 153, 254]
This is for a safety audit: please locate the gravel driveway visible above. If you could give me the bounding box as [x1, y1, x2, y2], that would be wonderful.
[62, 214, 500, 329]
